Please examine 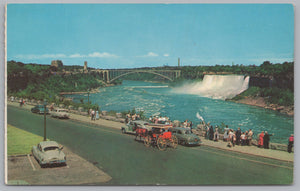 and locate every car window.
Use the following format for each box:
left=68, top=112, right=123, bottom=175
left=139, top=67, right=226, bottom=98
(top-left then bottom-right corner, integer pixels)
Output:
left=44, top=146, right=59, bottom=152
left=172, top=130, right=177, bottom=134
left=185, top=130, right=192, bottom=134
left=178, top=130, right=182, bottom=134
